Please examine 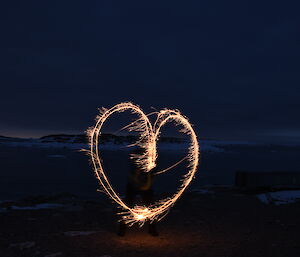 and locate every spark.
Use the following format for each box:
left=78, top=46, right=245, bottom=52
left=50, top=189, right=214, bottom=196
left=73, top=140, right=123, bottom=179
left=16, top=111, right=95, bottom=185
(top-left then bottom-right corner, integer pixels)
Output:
left=88, top=102, right=200, bottom=226
left=154, top=155, right=188, bottom=175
